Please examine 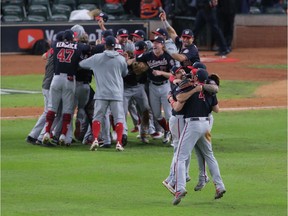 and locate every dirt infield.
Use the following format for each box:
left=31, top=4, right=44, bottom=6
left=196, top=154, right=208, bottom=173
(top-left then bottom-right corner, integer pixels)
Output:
left=1, top=47, right=287, bottom=117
